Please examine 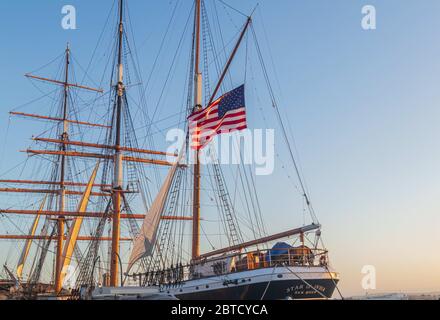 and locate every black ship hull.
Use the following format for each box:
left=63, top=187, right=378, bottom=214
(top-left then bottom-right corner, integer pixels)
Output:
left=175, top=278, right=338, bottom=300
left=166, top=266, right=340, bottom=300
left=89, top=267, right=339, bottom=301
